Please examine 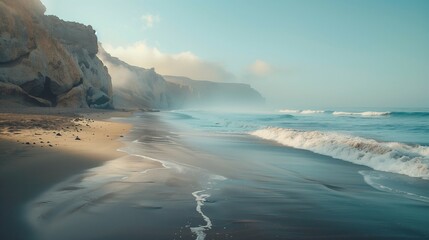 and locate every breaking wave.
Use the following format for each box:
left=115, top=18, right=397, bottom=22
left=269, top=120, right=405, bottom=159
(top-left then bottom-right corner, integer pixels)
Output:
left=279, top=109, right=325, bottom=114
left=250, top=127, right=429, bottom=179
left=278, top=109, right=429, bottom=118
left=333, top=111, right=390, bottom=116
